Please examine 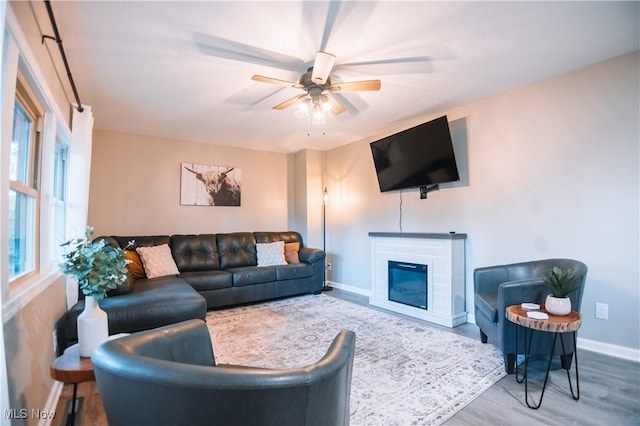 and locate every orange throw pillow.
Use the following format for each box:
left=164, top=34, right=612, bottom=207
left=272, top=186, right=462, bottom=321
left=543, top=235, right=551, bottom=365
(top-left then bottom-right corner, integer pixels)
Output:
left=124, top=249, right=146, bottom=279
left=285, top=242, right=301, bottom=264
